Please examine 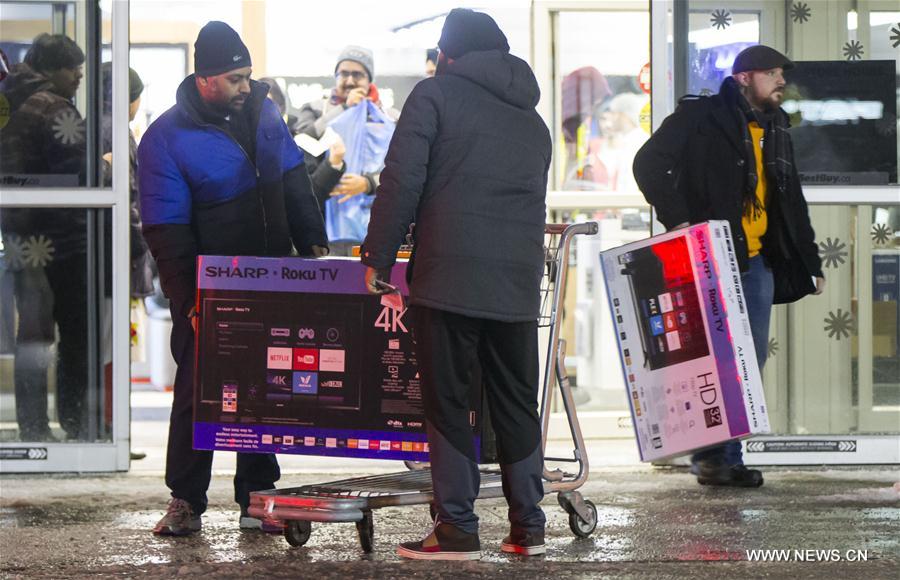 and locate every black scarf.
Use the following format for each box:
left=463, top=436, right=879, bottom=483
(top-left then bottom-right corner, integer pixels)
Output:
left=182, top=77, right=257, bottom=161
left=719, top=77, right=792, bottom=219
